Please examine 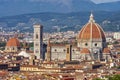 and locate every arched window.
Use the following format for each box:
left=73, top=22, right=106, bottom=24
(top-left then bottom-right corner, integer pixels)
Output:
left=67, top=48, right=69, bottom=53
left=35, top=43, right=39, bottom=46
left=36, top=34, right=38, bottom=39
left=35, top=49, right=39, bottom=53
left=85, top=43, right=88, bottom=46
left=63, top=49, right=66, bottom=52
left=54, top=49, right=57, bottom=52
left=72, top=49, right=74, bottom=52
